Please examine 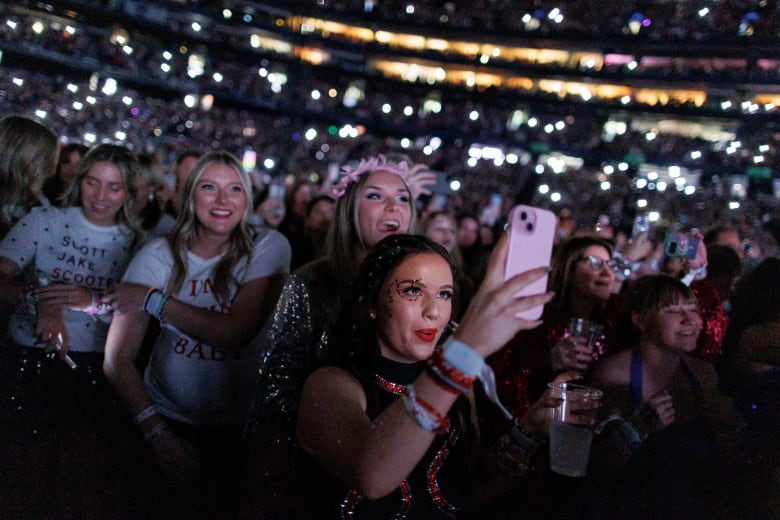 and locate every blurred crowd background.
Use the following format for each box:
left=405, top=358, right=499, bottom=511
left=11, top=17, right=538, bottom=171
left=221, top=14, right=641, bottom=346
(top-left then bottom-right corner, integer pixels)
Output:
left=1, top=0, right=778, bottom=255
